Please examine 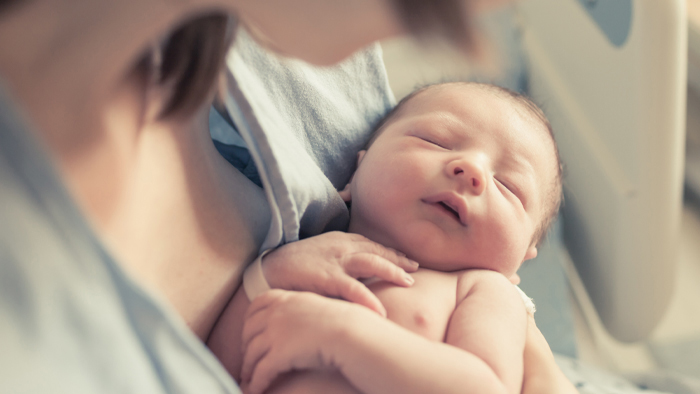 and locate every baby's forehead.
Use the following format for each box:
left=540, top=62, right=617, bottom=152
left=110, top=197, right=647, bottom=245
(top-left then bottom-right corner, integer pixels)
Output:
left=405, top=82, right=499, bottom=102
left=414, top=83, right=559, bottom=202
left=405, top=83, right=553, bottom=151
left=398, top=83, right=538, bottom=130
left=388, top=82, right=558, bottom=169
